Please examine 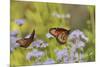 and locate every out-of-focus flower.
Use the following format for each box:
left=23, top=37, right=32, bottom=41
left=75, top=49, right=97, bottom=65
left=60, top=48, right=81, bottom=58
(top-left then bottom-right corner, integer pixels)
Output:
left=41, top=42, right=48, bottom=48
left=43, top=58, right=55, bottom=64
left=15, top=19, right=25, bottom=26
left=46, top=33, right=54, bottom=38
left=74, top=52, right=79, bottom=62
left=30, top=40, right=48, bottom=48
left=55, top=48, right=68, bottom=63
left=65, top=13, right=71, bottom=19
left=32, top=40, right=43, bottom=48
left=68, top=29, right=88, bottom=48
left=10, top=30, right=19, bottom=37
left=52, top=12, right=71, bottom=19
left=68, top=29, right=88, bottom=62
left=79, top=52, right=84, bottom=62
left=26, top=49, right=44, bottom=61
left=10, top=36, right=20, bottom=52
left=63, top=56, right=69, bottom=63
left=26, top=52, right=33, bottom=60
